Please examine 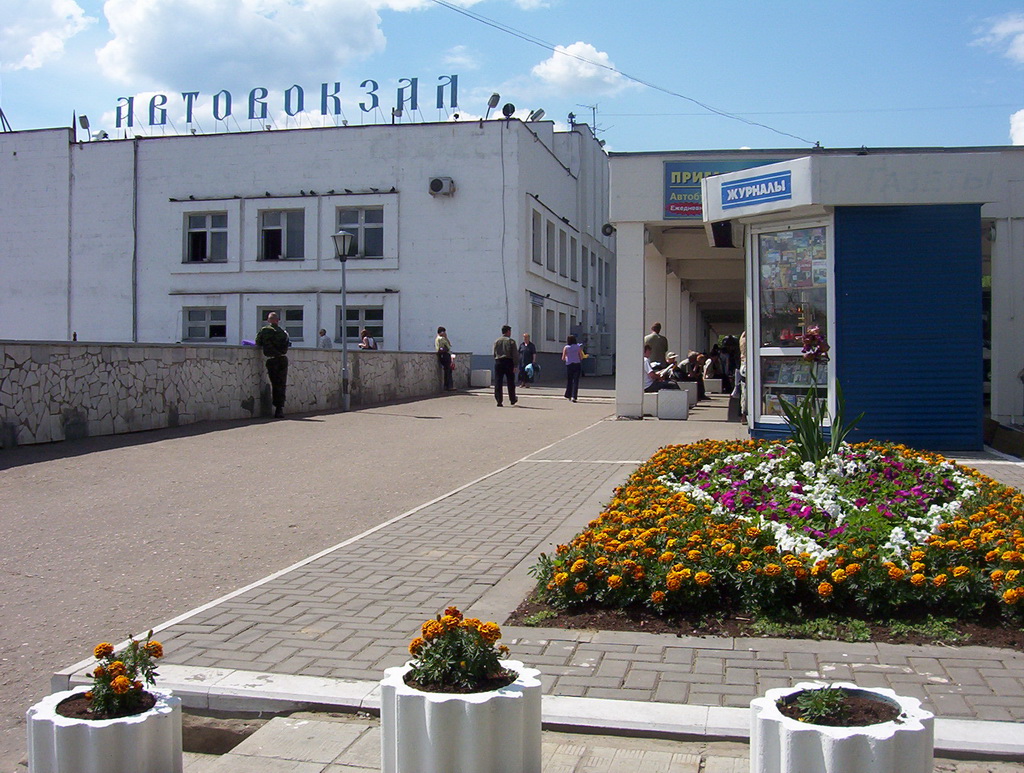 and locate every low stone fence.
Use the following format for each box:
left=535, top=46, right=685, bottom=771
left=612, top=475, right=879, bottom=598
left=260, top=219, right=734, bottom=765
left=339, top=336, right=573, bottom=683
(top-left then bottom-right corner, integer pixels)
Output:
left=0, top=342, right=469, bottom=447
